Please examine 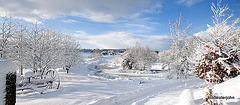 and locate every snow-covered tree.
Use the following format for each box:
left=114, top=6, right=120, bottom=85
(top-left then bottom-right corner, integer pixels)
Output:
left=90, top=49, right=102, bottom=59
left=0, top=16, right=16, bottom=59
left=0, top=21, right=83, bottom=74
left=194, top=1, right=240, bottom=104
left=61, top=35, right=82, bottom=73
left=10, top=23, right=28, bottom=75
left=35, top=28, right=64, bottom=72
left=195, top=0, right=240, bottom=84
left=229, top=32, right=240, bottom=47
left=122, top=43, right=158, bottom=71
left=111, top=54, right=122, bottom=67
left=167, top=13, right=192, bottom=79
left=0, top=15, right=83, bottom=75
left=24, top=25, right=83, bottom=74
left=23, top=23, right=44, bottom=73
left=158, top=50, right=172, bottom=70
left=122, top=52, right=135, bottom=70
